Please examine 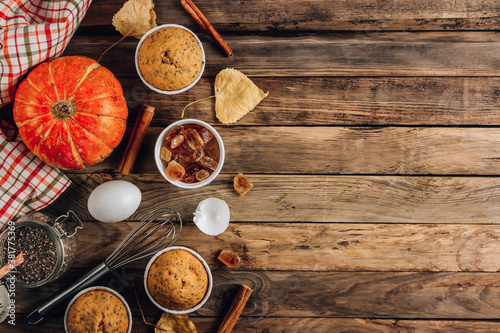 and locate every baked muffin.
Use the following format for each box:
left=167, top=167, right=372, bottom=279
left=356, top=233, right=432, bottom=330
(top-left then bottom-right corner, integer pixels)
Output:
left=67, top=289, right=129, bottom=333
left=147, top=248, right=209, bottom=310
left=138, top=26, right=204, bottom=91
